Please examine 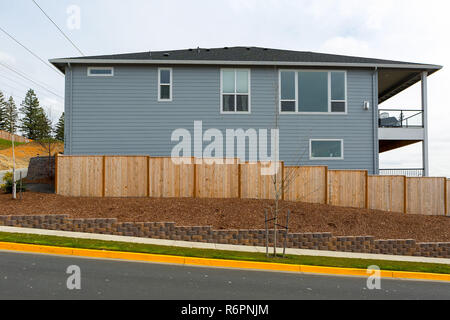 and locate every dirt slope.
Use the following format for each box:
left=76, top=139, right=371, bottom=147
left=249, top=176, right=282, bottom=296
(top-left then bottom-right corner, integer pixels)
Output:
left=0, top=192, right=449, bottom=242
left=0, top=142, right=64, bottom=171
